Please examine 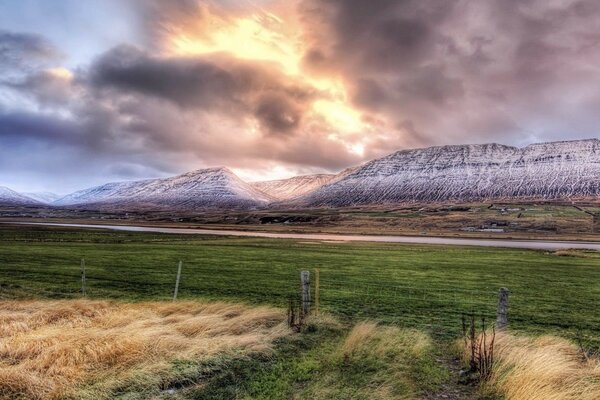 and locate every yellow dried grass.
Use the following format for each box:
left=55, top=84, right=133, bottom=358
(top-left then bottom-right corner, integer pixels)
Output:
left=487, top=332, right=600, bottom=400
left=0, top=299, right=288, bottom=399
